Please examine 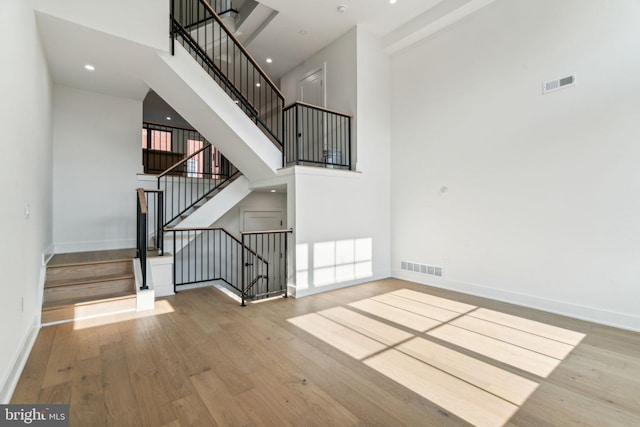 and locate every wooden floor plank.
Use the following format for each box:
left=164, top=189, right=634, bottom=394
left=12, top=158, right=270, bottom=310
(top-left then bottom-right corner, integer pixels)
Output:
left=365, top=348, right=519, bottom=427
left=288, top=312, right=387, bottom=360
left=429, top=324, right=561, bottom=377
left=11, top=278, right=640, bottom=427
left=391, top=288, right=477, bottom=313
left=450, top=315, right=575, bottom=359
left=40, top=323, right=76, bottom=388
left=10, top=326, right=56, bottom=404
left=396, top=337, right=539, bottom=406
left=100, top=341, right=143, bottom=427
left=317, top=306, right=413, bottom=346
left=70, top=356, right=106, bottom=427
left=470, top=308, right=586, bottom=345
left=349, top=297, right=444, bottom=331
left=373, top=293, right=463, bottom=322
